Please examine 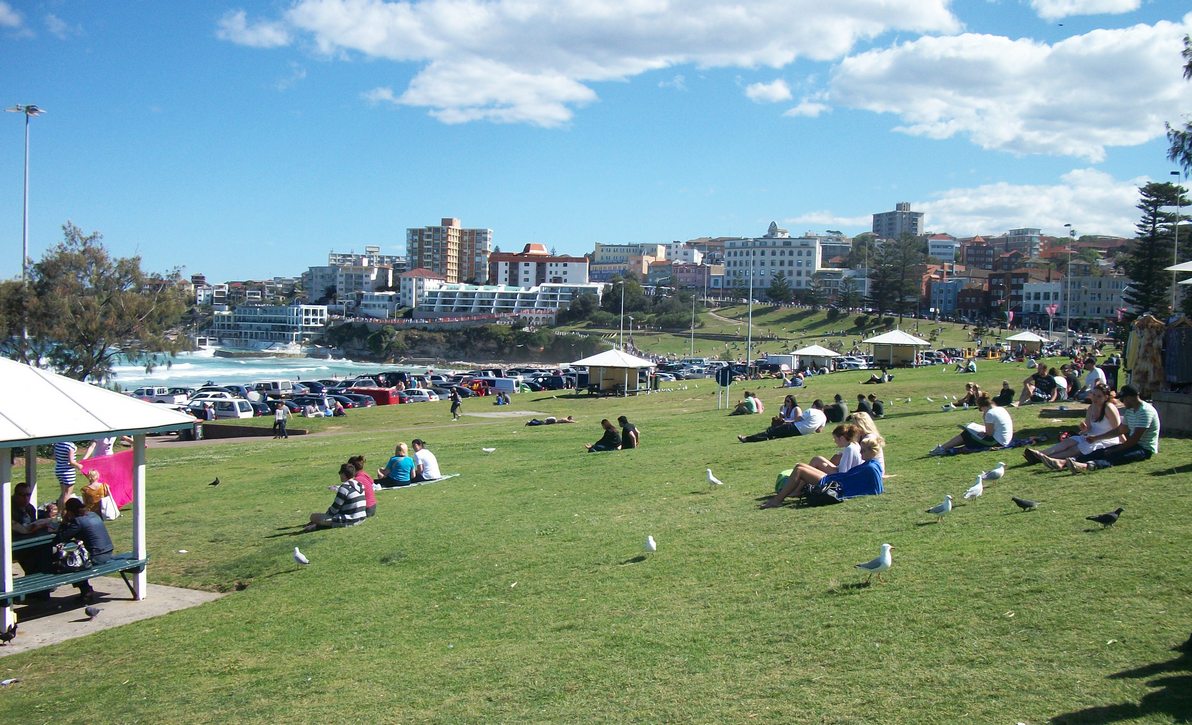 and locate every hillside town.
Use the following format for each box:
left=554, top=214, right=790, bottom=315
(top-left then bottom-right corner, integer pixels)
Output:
left=190, top=206, right=1135, bottom=350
